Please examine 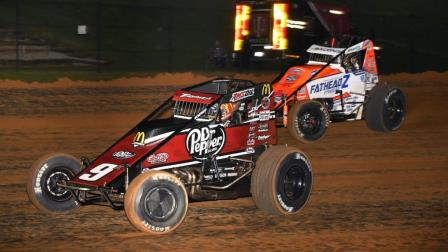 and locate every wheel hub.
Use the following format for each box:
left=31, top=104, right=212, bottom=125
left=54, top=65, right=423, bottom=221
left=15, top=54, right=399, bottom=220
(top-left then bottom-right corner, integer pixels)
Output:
left=144, top=187, right=176, bottom=222
left=283, top=166, right=306, bottom=201
left=386, top=94, right=404, bottom=124
left=45, top=171, right=71, bottom=201
left=299, top=113, right=320, bottom=133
